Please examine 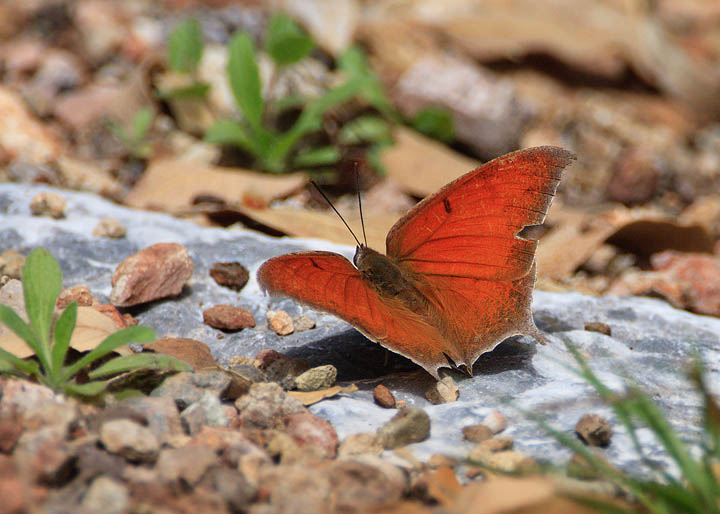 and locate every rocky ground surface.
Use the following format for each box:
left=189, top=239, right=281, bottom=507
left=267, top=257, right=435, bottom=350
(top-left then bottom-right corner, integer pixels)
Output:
left=1, top=182, right=718, bottom=512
